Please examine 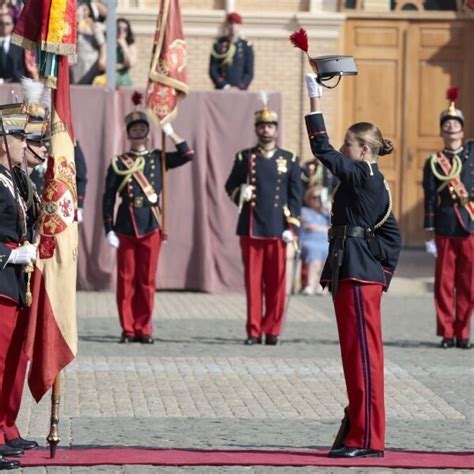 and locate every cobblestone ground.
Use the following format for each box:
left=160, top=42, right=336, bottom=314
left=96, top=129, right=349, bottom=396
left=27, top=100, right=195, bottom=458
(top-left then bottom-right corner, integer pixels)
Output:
left=17, top=251, right=473, bottom=473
